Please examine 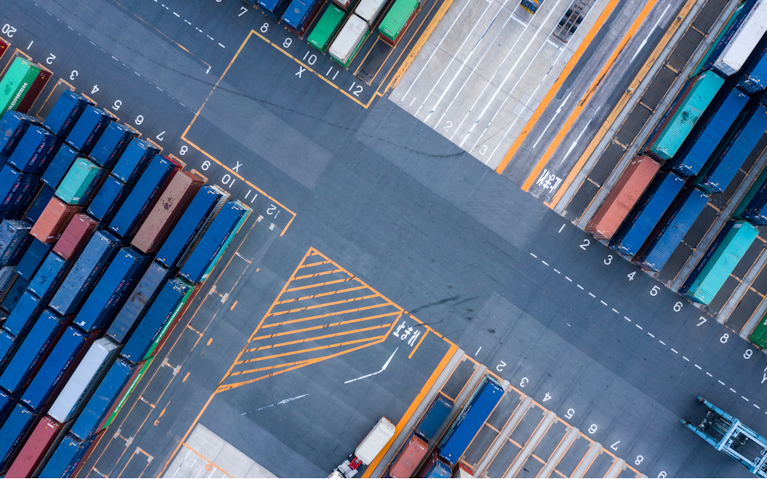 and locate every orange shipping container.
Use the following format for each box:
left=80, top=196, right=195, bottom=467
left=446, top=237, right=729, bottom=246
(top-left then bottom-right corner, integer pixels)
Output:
left=585, top=156, right=660, bottom=241
left=130, top=169, right=205, bottom=254
left=389, top=435, right=429, bottom=478
left=30, top=197, right=84, bottom=243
